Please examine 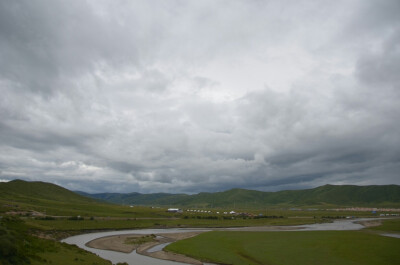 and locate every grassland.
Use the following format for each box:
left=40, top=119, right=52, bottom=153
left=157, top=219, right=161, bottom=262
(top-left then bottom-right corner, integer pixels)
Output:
left=30, top=241, right=112, bottom=265
left=2, top=180, right=399, bottom=265
left=0, top=216, right=111, bottom=265
left=369, top=218, right=400, bottom=232
left=0, top=179, right=388, bottom=221
left=24, top=215, right=324, bottom=231
left=0, top=180, right=173, bottom=217
left=165, top=230, right=400, bottom=265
